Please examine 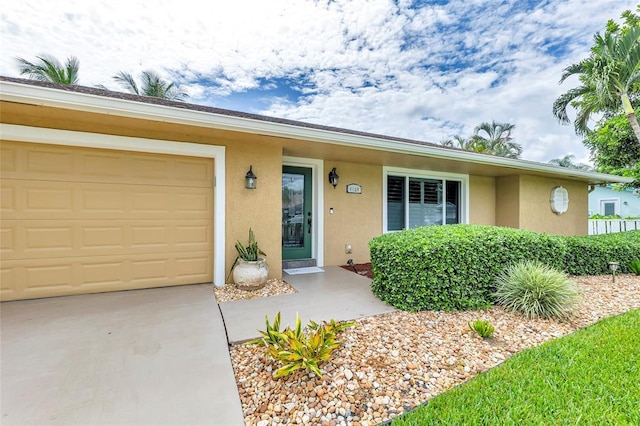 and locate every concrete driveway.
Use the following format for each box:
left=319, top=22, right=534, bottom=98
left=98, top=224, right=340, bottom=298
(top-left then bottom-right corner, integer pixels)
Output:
left=0, top=284, right=244, bottom=426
